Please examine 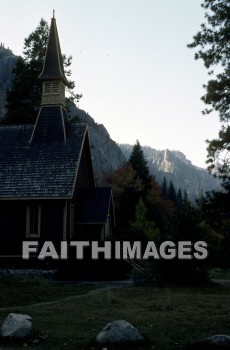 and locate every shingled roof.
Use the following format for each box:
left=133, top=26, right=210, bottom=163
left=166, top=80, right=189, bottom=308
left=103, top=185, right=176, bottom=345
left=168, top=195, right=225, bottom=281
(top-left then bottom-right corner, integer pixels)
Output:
left=31, top=106, right=67, bottom=143
left=0, top=122, right=88, bottom=199
left=75, top=187, right=113, bottom=224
